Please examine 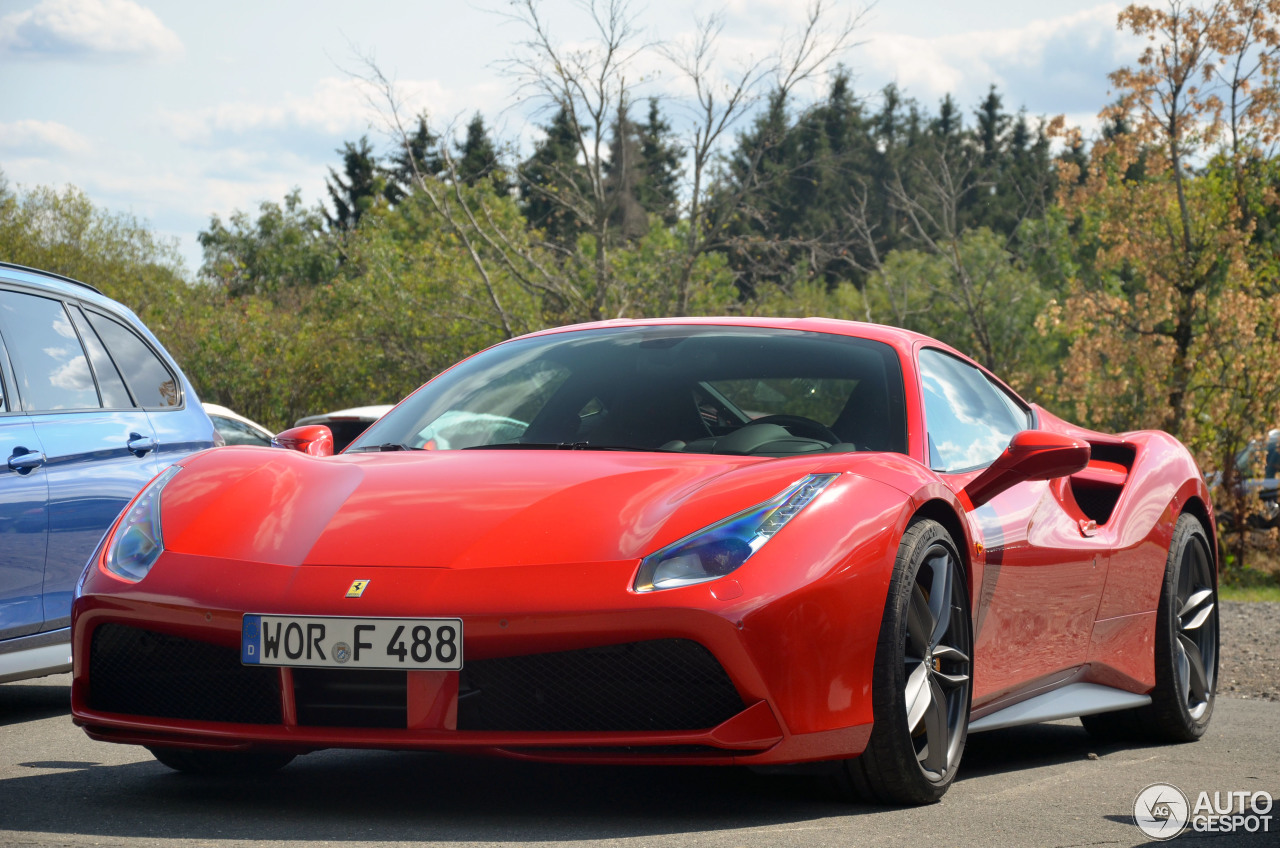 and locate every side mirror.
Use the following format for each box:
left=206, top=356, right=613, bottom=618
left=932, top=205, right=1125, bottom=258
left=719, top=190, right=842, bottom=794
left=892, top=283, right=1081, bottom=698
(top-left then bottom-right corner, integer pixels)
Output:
left=962, top=430, right=1089, bottom=508
left=272, top=425, right=334, bottom=457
